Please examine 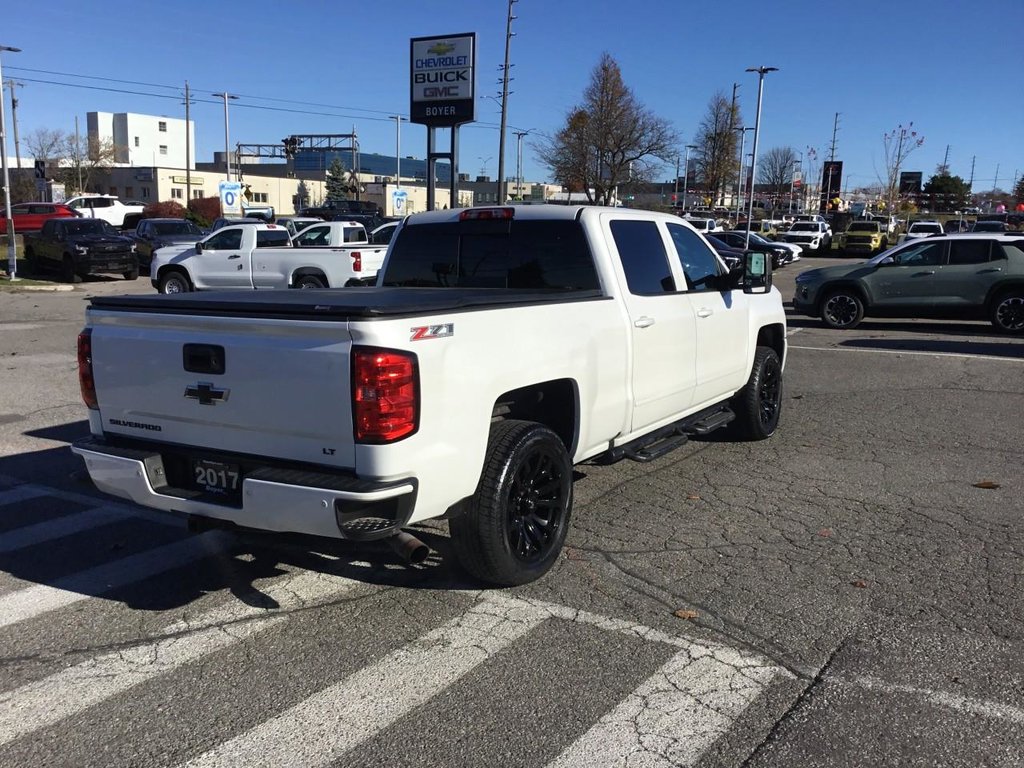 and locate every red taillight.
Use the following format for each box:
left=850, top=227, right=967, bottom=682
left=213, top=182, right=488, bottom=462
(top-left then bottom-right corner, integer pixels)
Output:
left=459, top=207, right=514, bottom=221
left=77, top=328, right=98, bottom=410
left=352, top=347, right=418, bottom=443
left=351, top=251, right=362, bottom=272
